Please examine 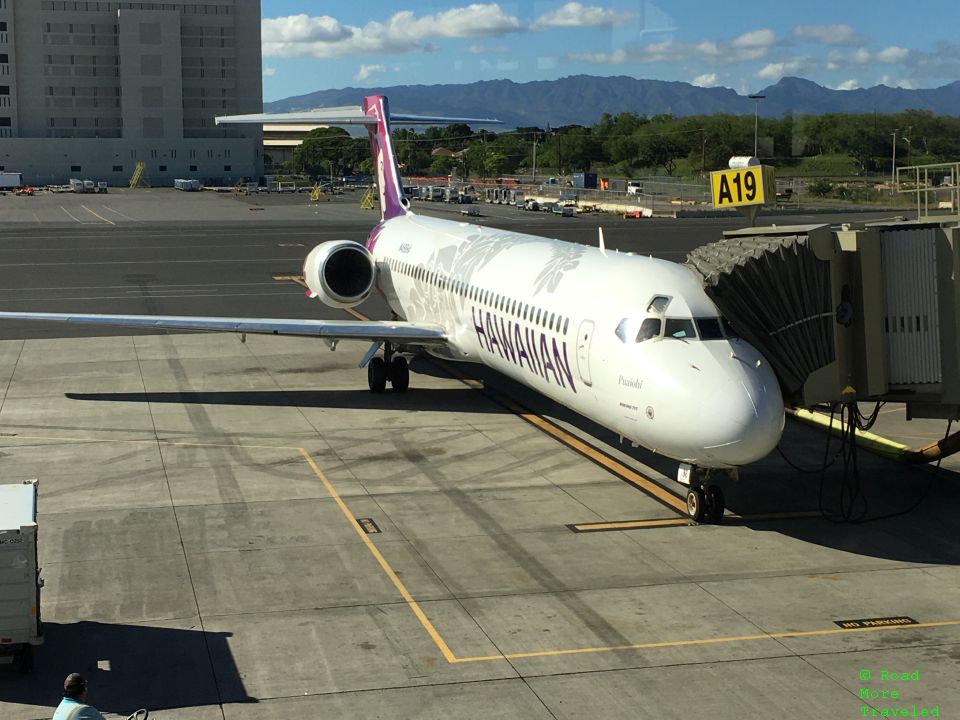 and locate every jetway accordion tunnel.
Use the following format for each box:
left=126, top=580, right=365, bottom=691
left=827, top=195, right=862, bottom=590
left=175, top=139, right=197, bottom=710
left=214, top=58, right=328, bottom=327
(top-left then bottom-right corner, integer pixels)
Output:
left=685, top=218, right=960, bottom=463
